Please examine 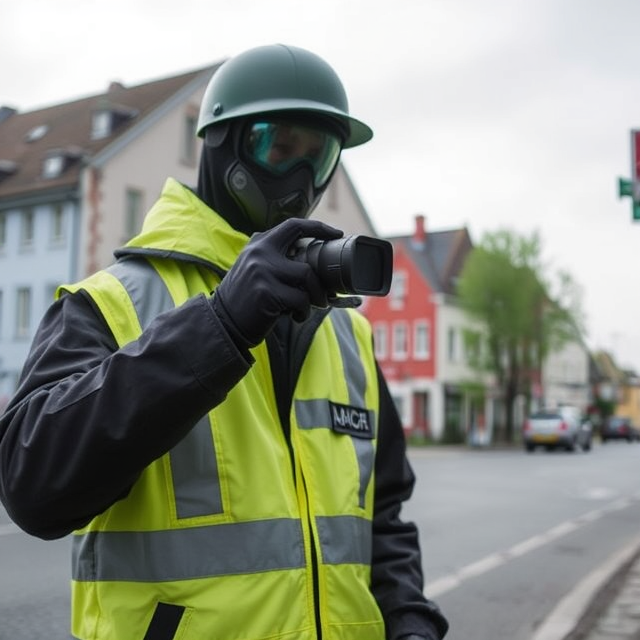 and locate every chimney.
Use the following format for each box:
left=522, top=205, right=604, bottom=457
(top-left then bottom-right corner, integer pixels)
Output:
left=413, top=214, right=426, bottom=245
